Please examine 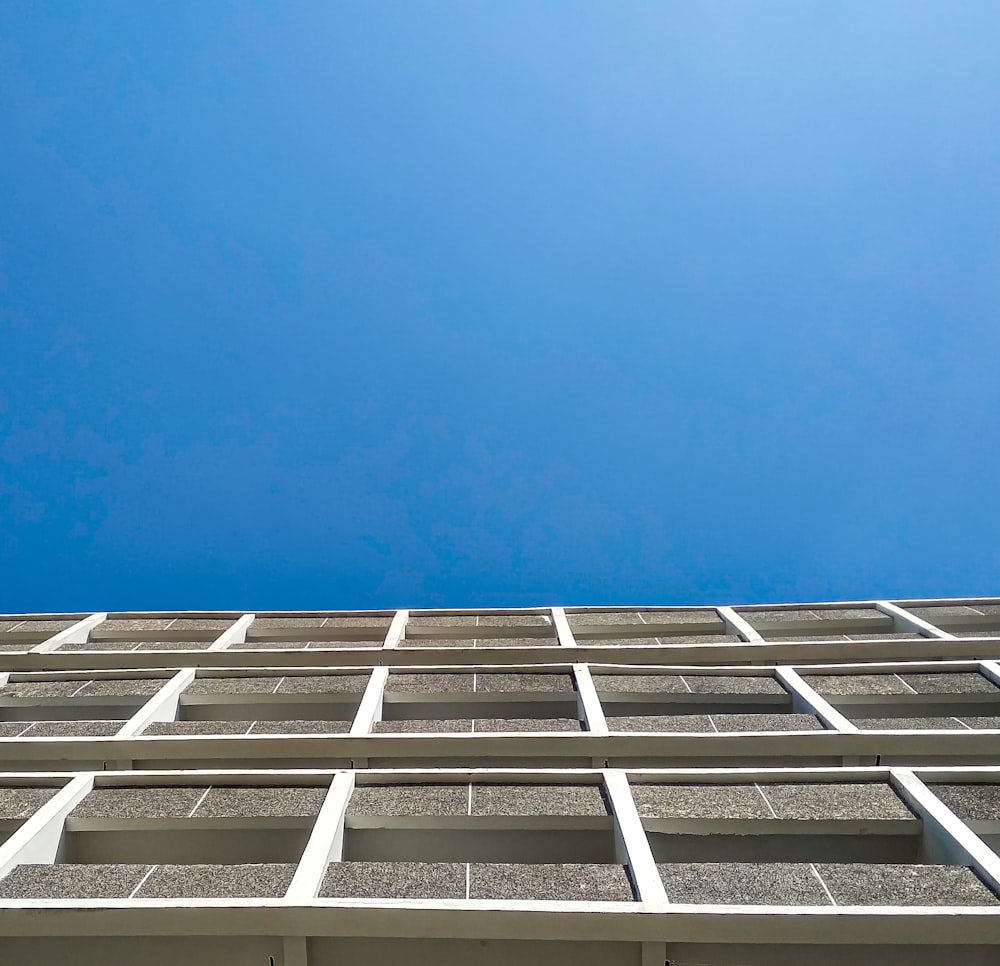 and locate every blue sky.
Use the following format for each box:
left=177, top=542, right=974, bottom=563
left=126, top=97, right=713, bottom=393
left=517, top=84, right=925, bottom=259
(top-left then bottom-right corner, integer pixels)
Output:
left=1, top=2, right=998, bottom=612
